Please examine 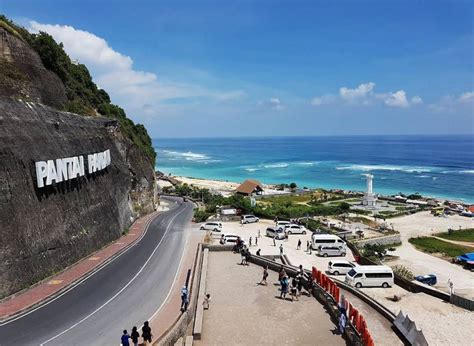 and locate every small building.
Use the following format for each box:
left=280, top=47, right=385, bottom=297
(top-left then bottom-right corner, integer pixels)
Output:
left=235, top=179, right=264, bottom=196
